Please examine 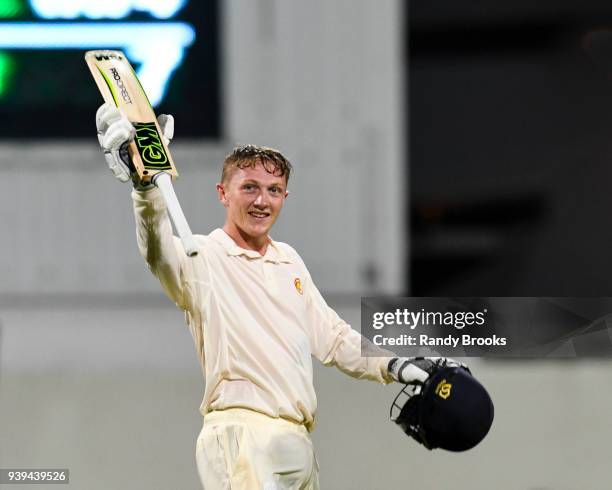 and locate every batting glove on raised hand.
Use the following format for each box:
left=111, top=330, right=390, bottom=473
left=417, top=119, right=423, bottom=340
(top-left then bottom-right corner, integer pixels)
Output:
left=388, top=357, right=469, bottom=385
left=95, top=102, right=174, bottom=186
